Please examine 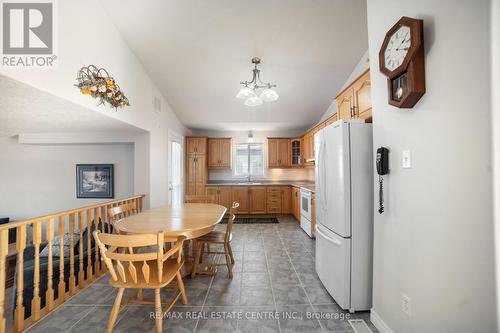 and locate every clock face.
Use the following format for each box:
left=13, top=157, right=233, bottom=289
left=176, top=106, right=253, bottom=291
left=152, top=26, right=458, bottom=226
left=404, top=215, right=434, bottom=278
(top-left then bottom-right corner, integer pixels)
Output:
left=384, top=25, right=411, bottom=71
